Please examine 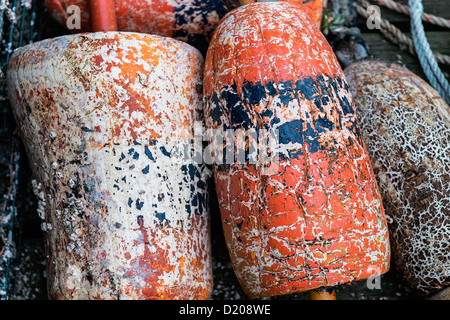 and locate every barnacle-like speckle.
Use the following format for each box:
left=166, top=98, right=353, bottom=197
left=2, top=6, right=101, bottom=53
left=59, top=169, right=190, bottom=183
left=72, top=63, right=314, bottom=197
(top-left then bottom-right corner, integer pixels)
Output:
left=345, top=59, right=450, bottom=296
left=7, top=32, right=212, bottom=299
